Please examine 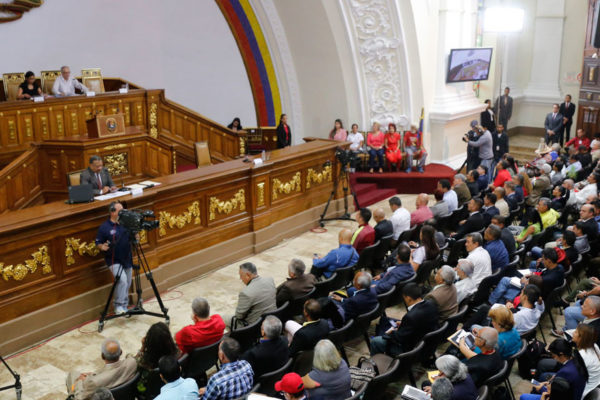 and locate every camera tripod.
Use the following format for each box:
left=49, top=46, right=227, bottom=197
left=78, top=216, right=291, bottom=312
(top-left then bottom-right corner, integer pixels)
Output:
left=98, top=234, right=169, bottom=332
left=0, top=355, right=21, bottom=400
left=319, top=161, right=360, bottom=227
